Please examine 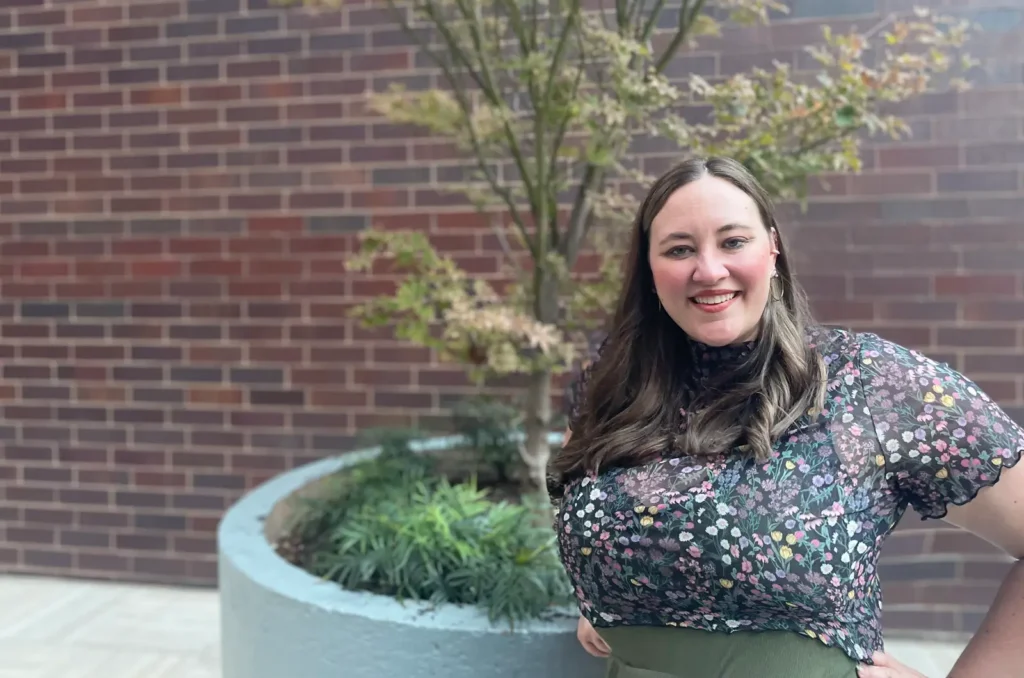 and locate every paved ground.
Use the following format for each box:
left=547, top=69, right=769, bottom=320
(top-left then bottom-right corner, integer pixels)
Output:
left=0, top=575, right=219, bottom=678
left=0, top=573, right=968, bottom=677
